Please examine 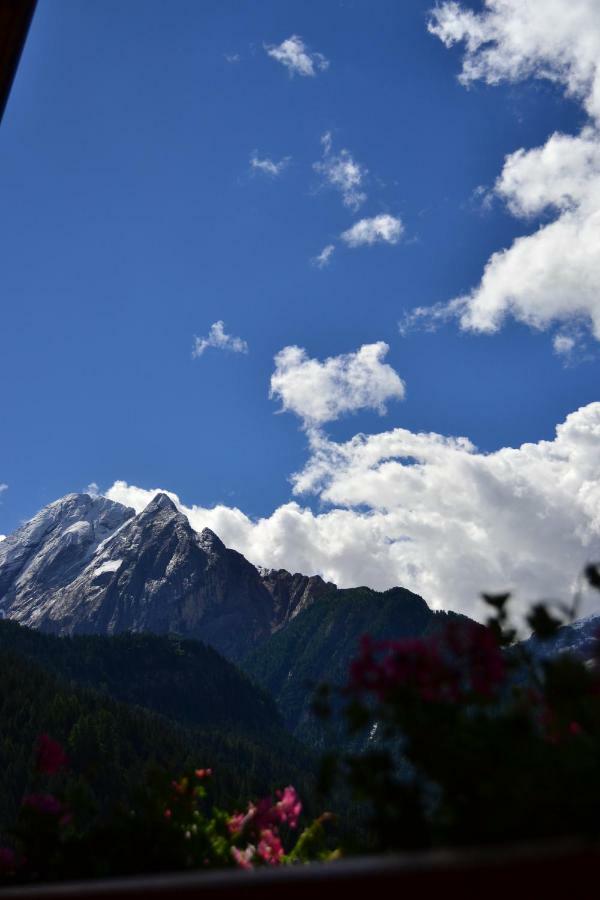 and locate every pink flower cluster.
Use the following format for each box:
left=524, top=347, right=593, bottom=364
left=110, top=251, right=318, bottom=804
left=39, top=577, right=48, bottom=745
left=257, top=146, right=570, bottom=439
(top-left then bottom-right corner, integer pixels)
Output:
left=228, top=786, right=302, bottom=869
left=14, top=738, right=73, bottom=831
left=349, top=621, right=505, bottom=705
